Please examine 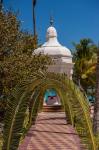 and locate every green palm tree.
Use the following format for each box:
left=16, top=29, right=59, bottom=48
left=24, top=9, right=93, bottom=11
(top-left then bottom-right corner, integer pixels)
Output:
left=73, top=38, right=97, bottom=100
left=2, top=72, right=96, bottom=150
left=93, top=46, right=99, bottom=147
